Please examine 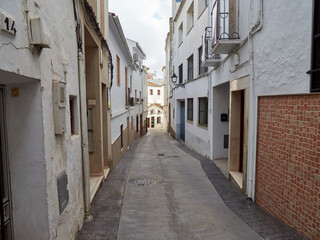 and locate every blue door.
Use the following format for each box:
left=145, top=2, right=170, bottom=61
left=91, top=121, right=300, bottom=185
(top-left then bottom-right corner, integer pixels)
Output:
left=180, top=101, right=185, bottom=141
